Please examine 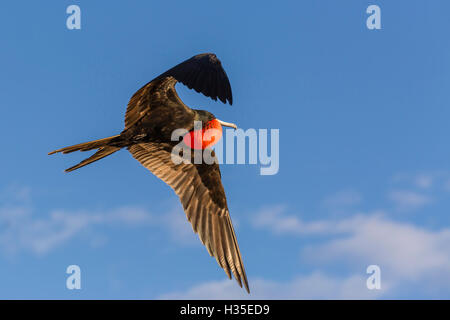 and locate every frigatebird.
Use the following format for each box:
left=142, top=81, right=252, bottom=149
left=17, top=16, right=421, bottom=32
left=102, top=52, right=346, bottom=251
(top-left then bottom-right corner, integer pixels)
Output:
left=49, top=53, right=250, bottom=293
